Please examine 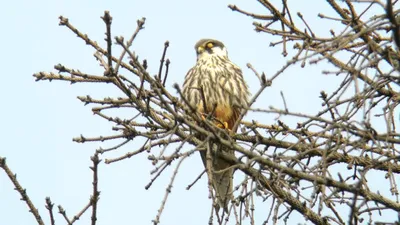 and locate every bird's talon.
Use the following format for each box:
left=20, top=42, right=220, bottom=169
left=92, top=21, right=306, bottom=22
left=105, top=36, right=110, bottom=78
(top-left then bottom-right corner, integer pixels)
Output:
left=223, top=122, right=229, bottom=130
left=216, top=121, right=230, bottom=131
